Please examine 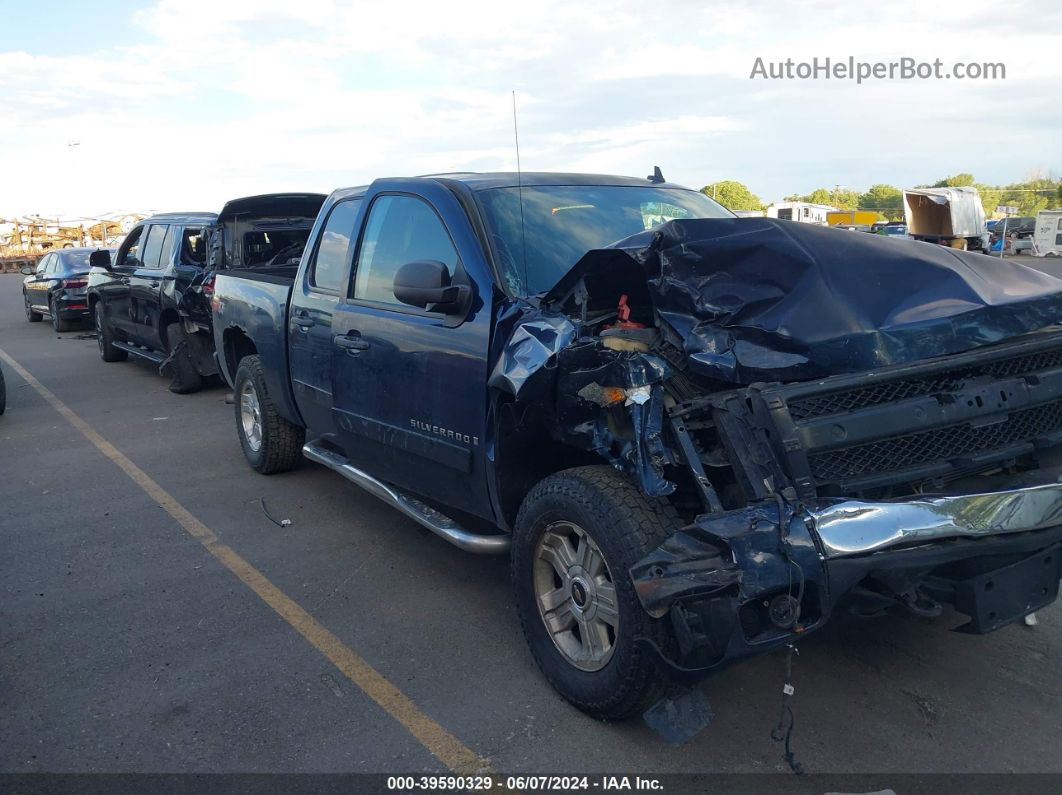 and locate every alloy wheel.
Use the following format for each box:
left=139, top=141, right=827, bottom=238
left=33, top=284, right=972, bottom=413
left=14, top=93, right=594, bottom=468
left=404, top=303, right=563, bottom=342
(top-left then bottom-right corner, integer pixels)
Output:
left=533, top=521, right=619, bottom=672
left=240, top=380, right=264, bottom=452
